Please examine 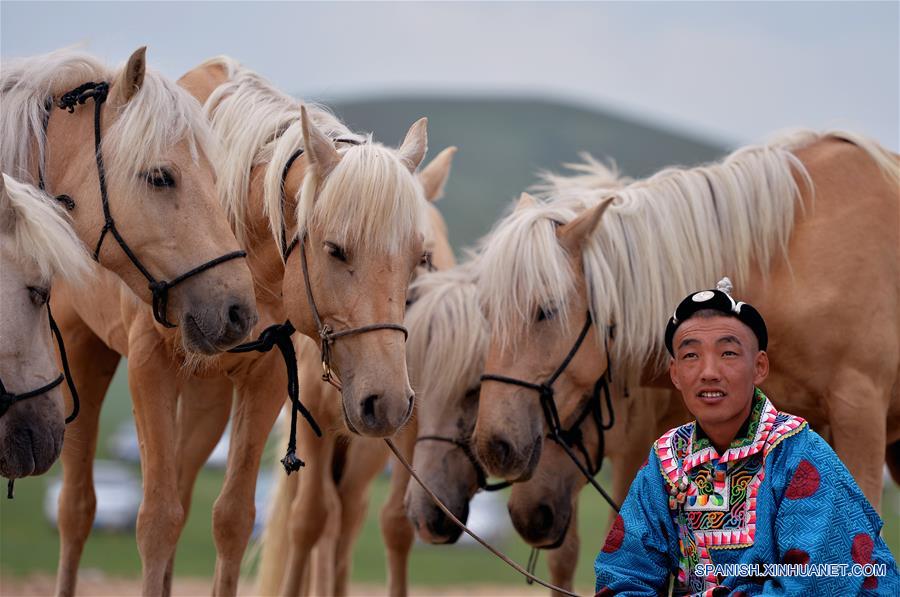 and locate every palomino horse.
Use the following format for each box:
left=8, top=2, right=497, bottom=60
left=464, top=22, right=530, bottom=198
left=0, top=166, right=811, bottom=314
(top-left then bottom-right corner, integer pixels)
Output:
left=0, top=48, right=256, bottom=344
left=0, top=173, right=90, bottom=481
left=254, top=150, right=457, bottom=597
left=52, top=55, right=433, bottom=596
left=122, top=56, right=427, bottom=596
left=474, top=131, right=900, bottom=512
left=34, top=51, right=266, bottom=595
left=254, top=157, right=629, bottom=597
